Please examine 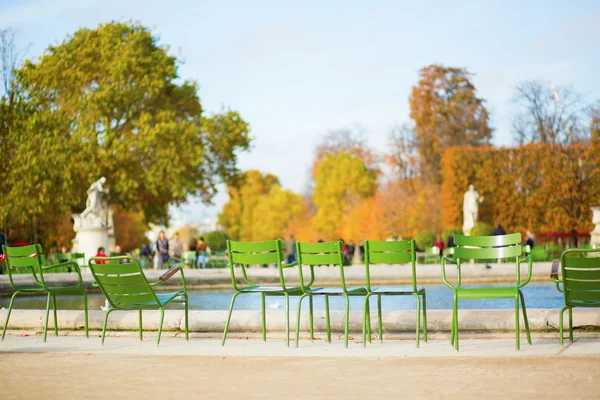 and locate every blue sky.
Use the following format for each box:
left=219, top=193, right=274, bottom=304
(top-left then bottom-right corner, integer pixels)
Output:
left=2, top=0, right=599, bottom=226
